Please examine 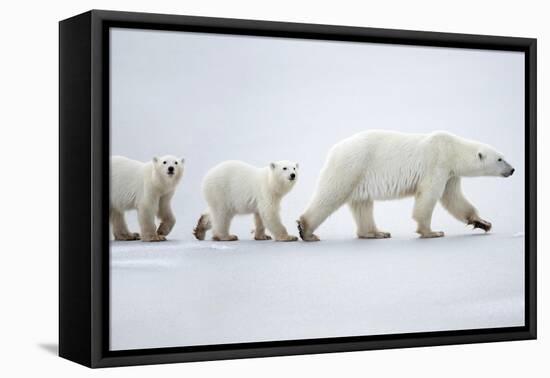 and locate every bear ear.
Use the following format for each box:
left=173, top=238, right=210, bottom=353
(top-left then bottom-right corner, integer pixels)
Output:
left=478, top=152, right=485, bottom=161
left=295, top=163, right=299, bottom=169
left=270, top=162, right=276, bottom=170
left=153, top=157, right=159, bottom=163
left=180, top=157, right=185, bottom=164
